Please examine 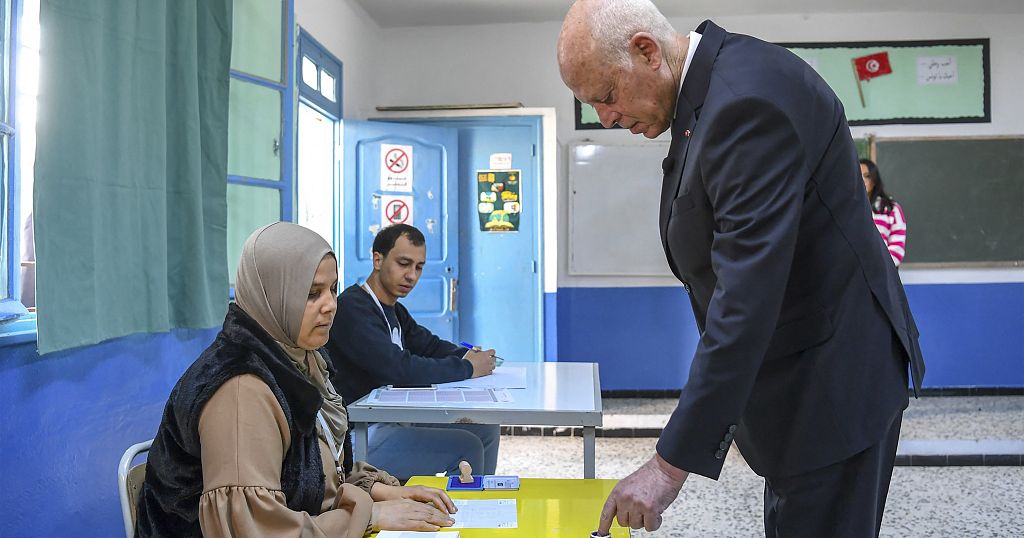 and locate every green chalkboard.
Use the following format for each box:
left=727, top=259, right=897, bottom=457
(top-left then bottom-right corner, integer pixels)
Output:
left=855, top=137, right=871, bottom=160
left=873, top=137, right=1024, bottom=265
